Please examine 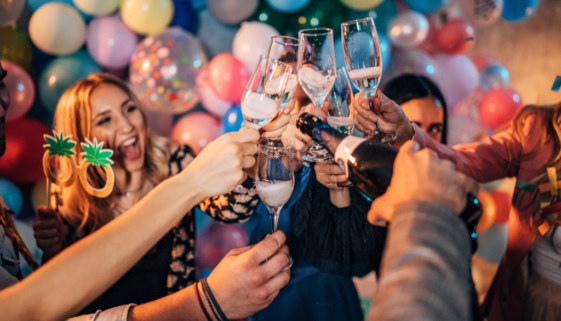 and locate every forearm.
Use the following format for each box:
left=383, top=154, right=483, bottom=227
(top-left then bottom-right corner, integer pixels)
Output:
left=0, top=172, right=204, bottom=321
left=128, top=285, right=207, bottom=321
left=329, top=188, right=350, bottom=208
